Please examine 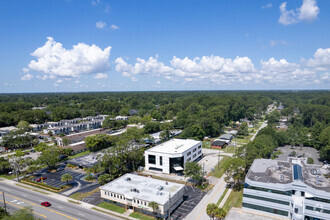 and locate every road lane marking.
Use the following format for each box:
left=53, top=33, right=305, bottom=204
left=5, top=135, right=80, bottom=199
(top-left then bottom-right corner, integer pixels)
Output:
left=6, top=201, right=47, bottom=218
left=195, top=180, right=226, bottom=220
left=5, top=194, right=78, bottom=220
